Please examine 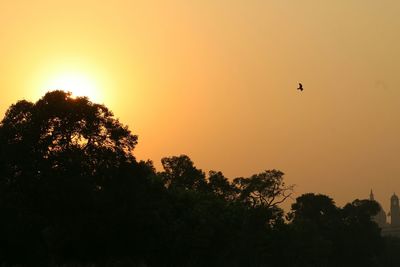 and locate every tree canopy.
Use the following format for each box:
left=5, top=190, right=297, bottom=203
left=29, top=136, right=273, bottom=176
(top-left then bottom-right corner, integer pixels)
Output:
left=0, top=91, right=137, bottom=185
left=0, top=91, right=395, bottom=267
